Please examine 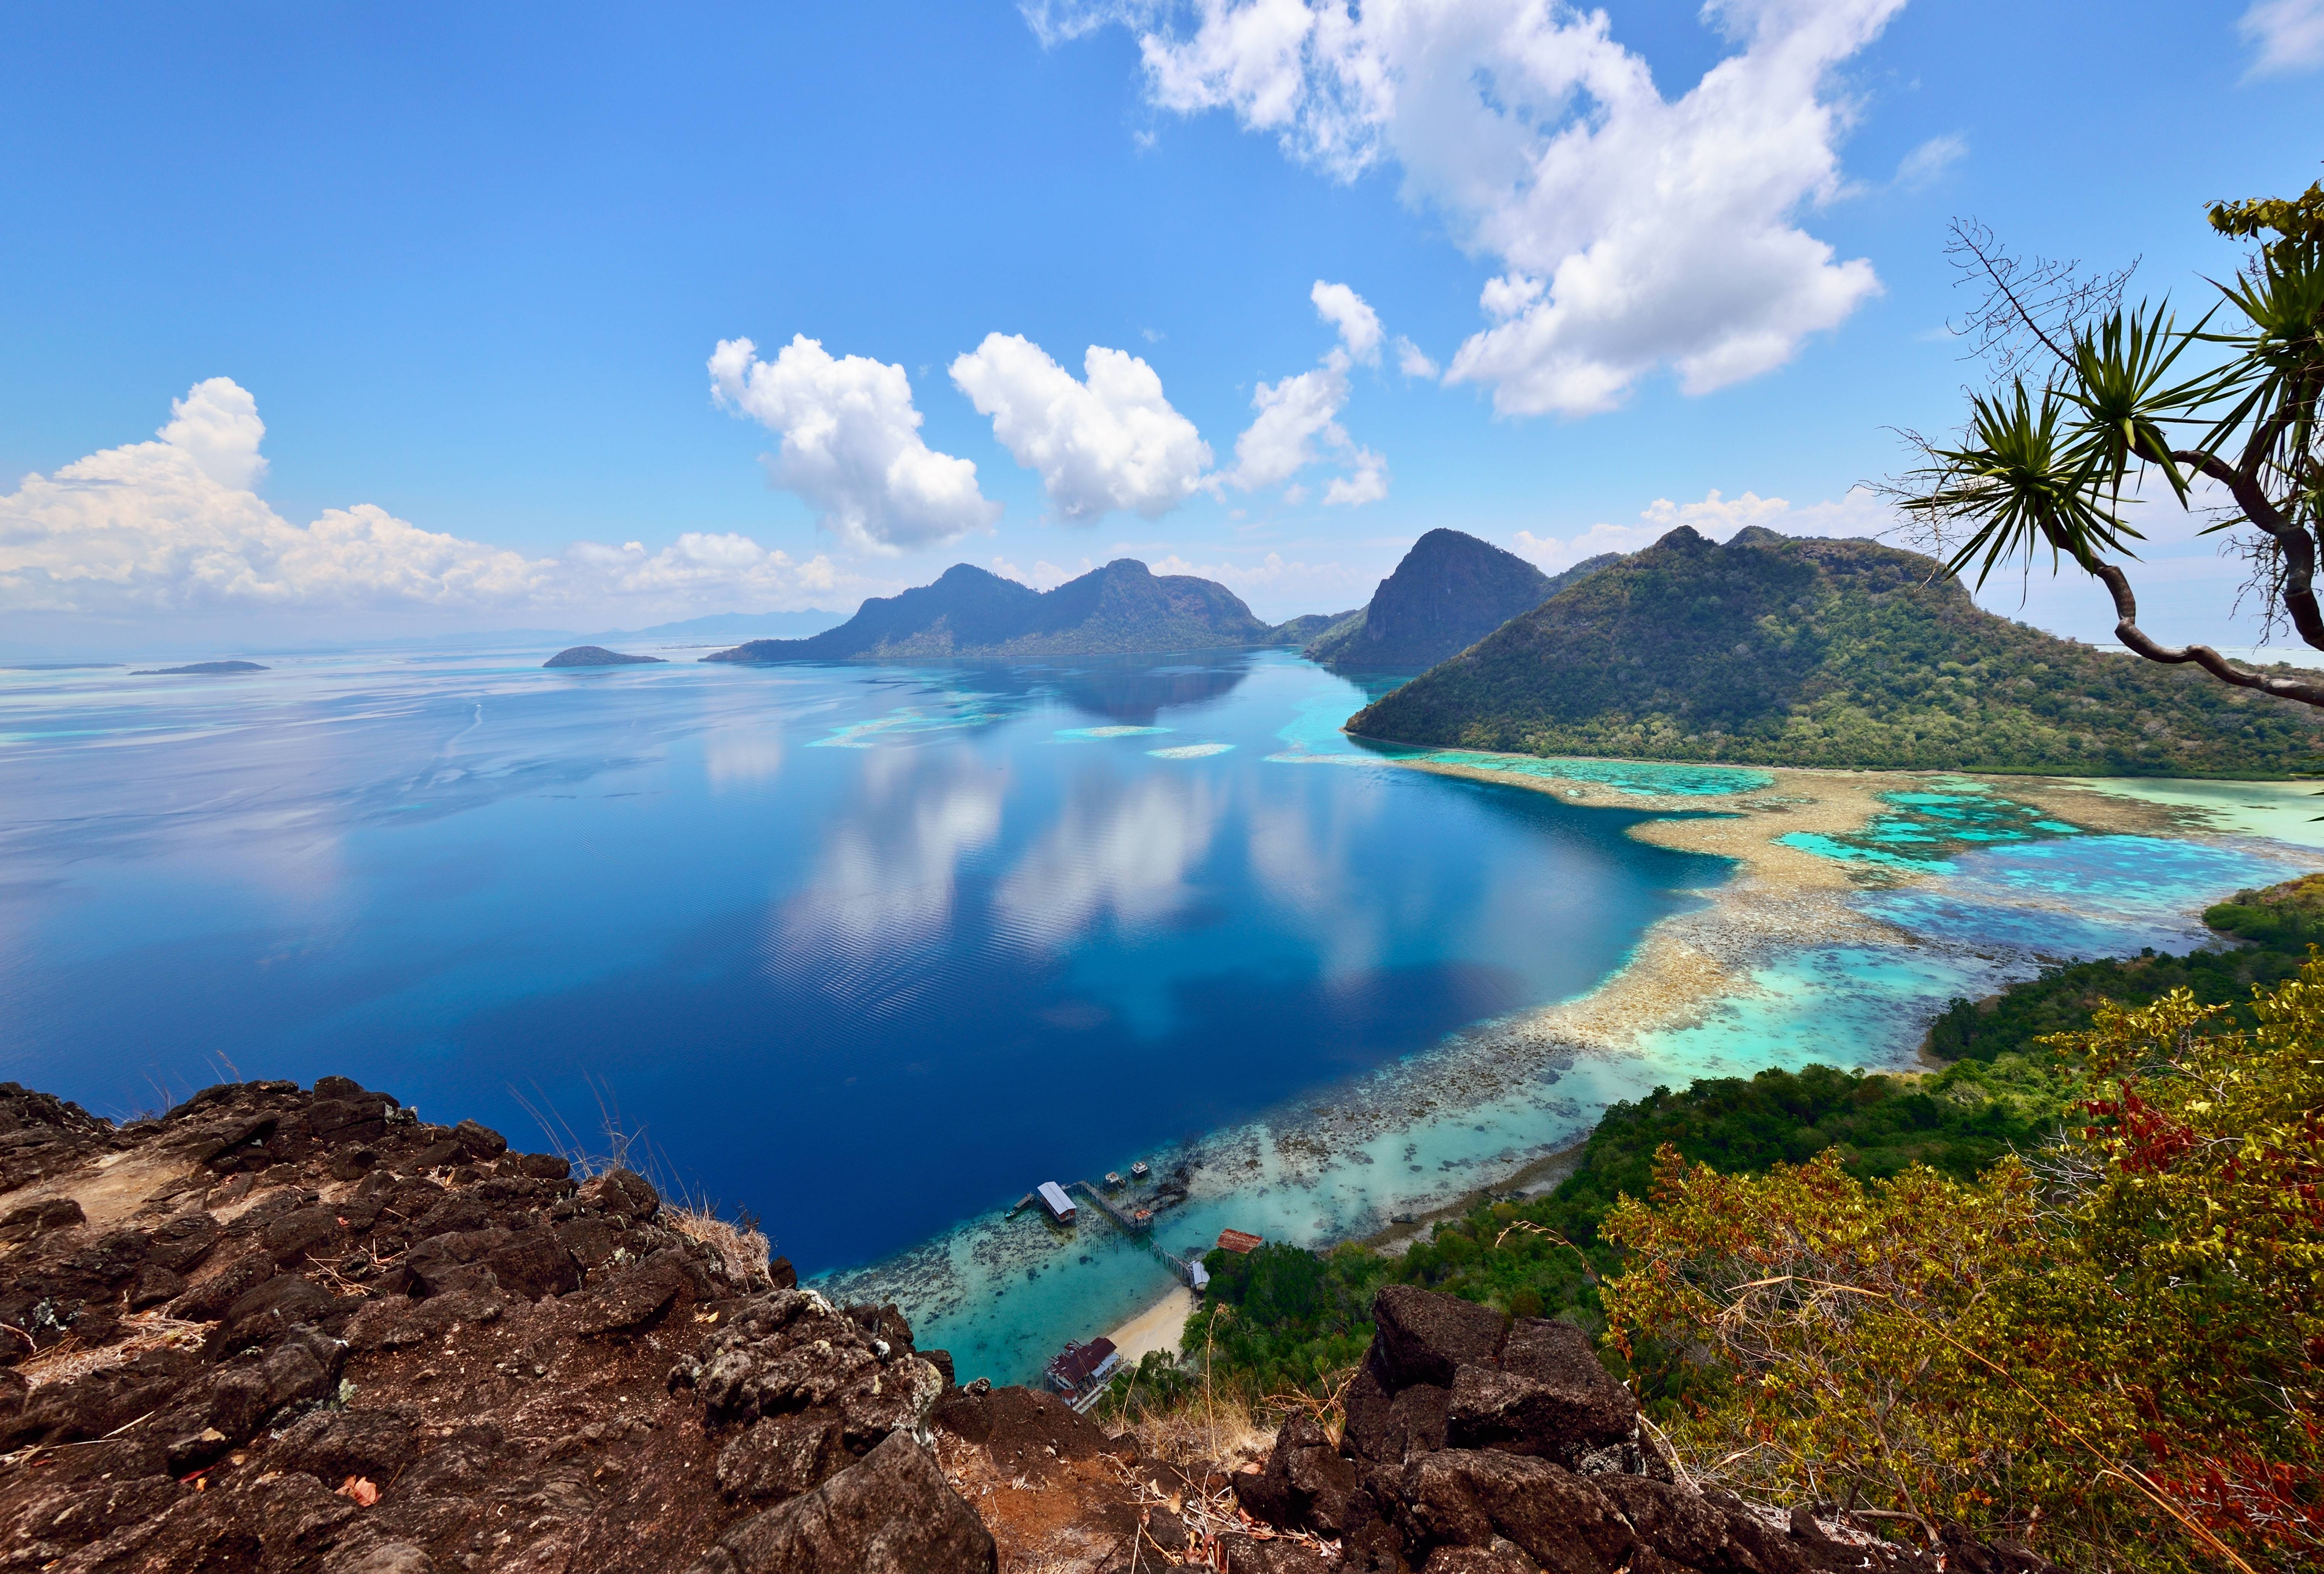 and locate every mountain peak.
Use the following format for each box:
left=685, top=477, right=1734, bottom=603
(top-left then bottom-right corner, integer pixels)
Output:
left=1349, top=532, right=2321, bottom=775
left=1311, top=527, right=1598, bottom=673
left=703, top=556, right=1280, bottom=663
